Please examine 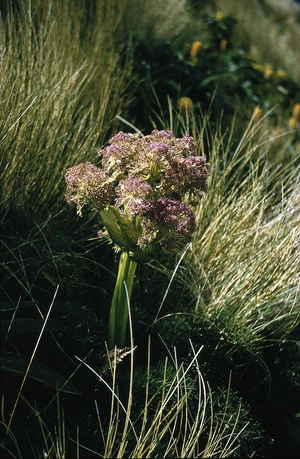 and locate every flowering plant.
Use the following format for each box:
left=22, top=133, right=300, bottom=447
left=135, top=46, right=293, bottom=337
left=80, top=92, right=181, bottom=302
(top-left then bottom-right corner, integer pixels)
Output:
left=65, top=130, right=207, bottom=347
